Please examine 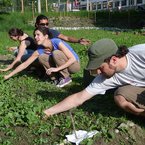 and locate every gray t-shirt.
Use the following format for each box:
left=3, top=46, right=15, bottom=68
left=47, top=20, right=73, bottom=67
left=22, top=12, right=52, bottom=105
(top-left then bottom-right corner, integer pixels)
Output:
left=86, top=44, right=145, bottom=96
